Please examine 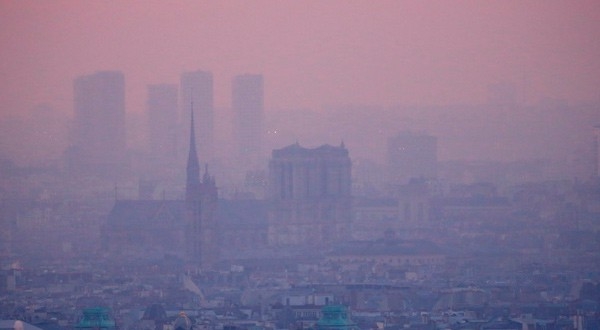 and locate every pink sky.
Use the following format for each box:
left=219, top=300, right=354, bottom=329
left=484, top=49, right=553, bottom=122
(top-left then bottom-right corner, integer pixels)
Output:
left=1, top=1, right=600, bottom=116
